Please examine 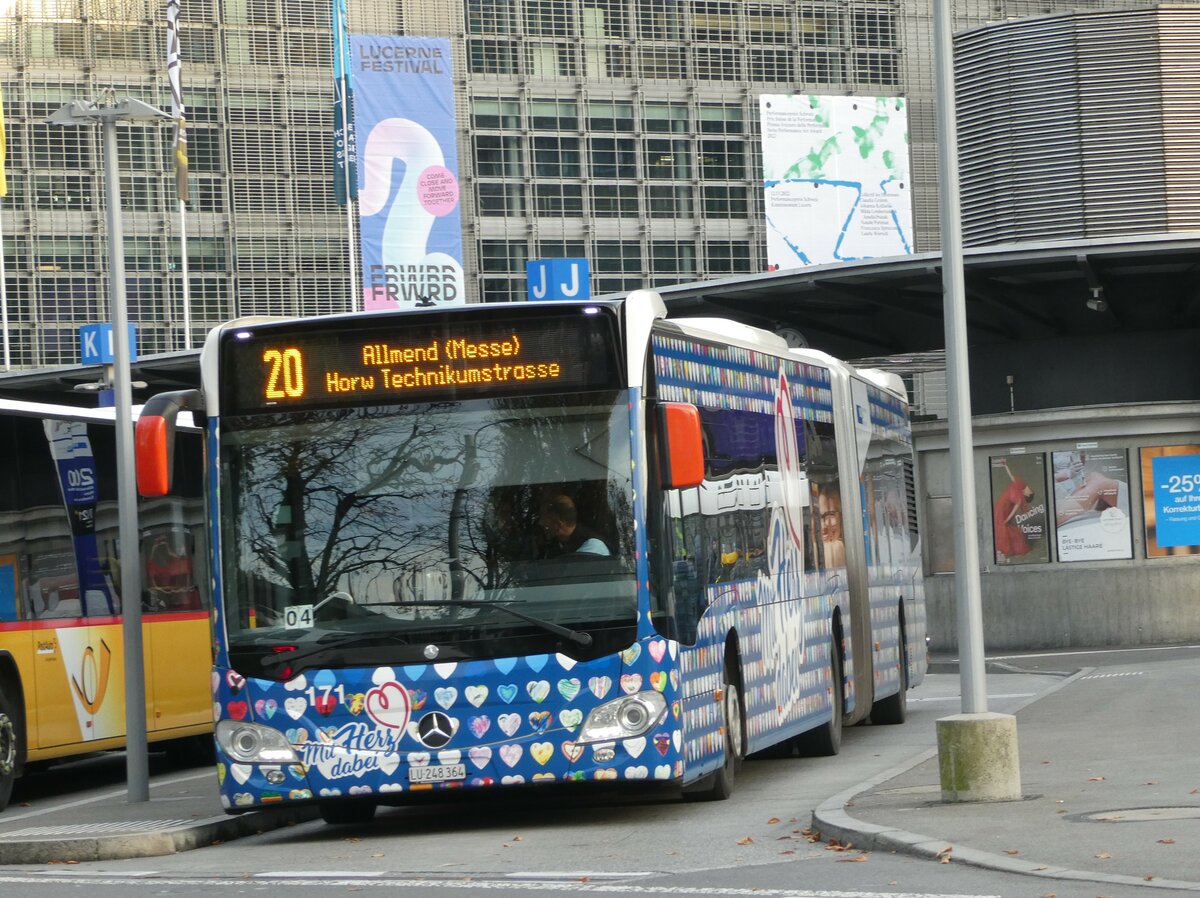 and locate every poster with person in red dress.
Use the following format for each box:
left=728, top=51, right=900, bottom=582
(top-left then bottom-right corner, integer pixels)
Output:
left=990, top=454, right=1049, bottom=565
